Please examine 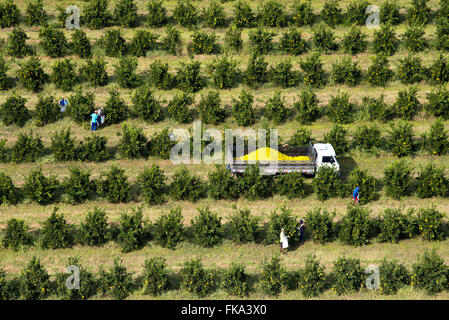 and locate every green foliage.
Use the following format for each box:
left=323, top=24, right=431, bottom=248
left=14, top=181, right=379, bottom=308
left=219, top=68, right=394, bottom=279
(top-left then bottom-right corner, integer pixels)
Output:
left=102, top=28, right=127, bottom=57
left=51, top=128, right=77, bottom=161
left=326, top=92, right=355, bottom=124
left=313, top=166, right=341, bottom=201
left=79, top=58, right=108, bottom=87
left=68, top=89, right=95, bottom=124
left=78, top=134, right=110, bottom=162
left=338, top=206, right=371, bottom=246
left=173, top=0, right=198, bottom=27
left=97, top=166, right=130, bottom=203
left=208, top=56, right=240, bottom=89
left=12, top=131, right=44, bottom=163
left=341, top=25, right=367, bottom=55
left=298, top=255, right=327, bottom=297
left=239, top=164, right=274, bottom=200
left=367, top=55, right=394, bottom=86
left=223, top=263, right=249, bottom=297
left=416, top=163, right=449, bottom=198
left=225, top=25, right=243, bottom=52
left=435, top=17, right=449, bottom=51
left=416, top=207, right=445, bottom=241
left=203, top=1, right=227, bottom=28
left=79, top=208, right=109, bottom=246
left=421, top=118, right=449, bottom=155
left=179, top=259, right=215, bottom=297
left=406, top=0, right=430, bottom=25
left=170, top=167, right=206, bottom=202
left=269, top=60, right=300, bottom=88
left=17, top=57, right=47, bottom=92
left=257, top=0, right=288, bottom=27
left=24, top=0, right=47, bottom=26
left=176, top=60, right=203, bottom=93
left=55, top=257, right=97, bottom=300
left=7, top=28, right=32, bottom=58
left=51, top=59, right=77, bottom=91
left=40, top=208, right=73, bottom=249
left=19, top=257, right=51, bottom=300
left=383, top=159, right=414, bottom=199
left=380, top=0, right=401, bottom=25
left=291, top=0, right=315, bottom=26
left=378, top=208, right=415, bottom=243
left=103, top=88, right=129, bottom=124
left=154, top=208, right=184, bottom=249
left=2, top=218, right=32, bottom=250
left=190, top=30, right=217, bottom=55
left=83, top=0, right=112, bottom=29
left=259, top=255, right=288, bottom=296
left=346, top=168, right=379, bottom=204
left=411, top=250, right=448, bottom=295
left=289, top=127, right=312, bottom=147
left=345, top=0, right=369, bottom=25
left=426, top=86, right=449, bottom=119
left=142, top=257, right=169, bottom=296
left=279, top=29, right=307, bottom=55
left=392, top=87, right=421, bottom=120
left=324, top=123, right=348, bottom=154
left=198, top=91, right=226, bottom=125
left=244, top=53, right=269, bottom=88
left=373, top=24, right=399, bottom=56
left=300, top=54, right=327, bottom=88
left=397, top=55, right=426, bottom=84
left=0, top=94, right=30, bottom=127
left=360, top=95, right=394, bottom=121
left=351, top=125, right=382, bottom=152
left=138, top=164, right=167, bottom=205
left=379, top=259, right=410, bottom=295
left=0, top=0, right=21, bottom=28
left=148, top=60, right=176, bottom=90
left=115, top=56, right=138, bottom=88
left=305, top=208, right=335, bottom=244
left=131, top=85, right=163, bottom=123
left=248, top=28, right=275, bottom=55
left=231, top=90, right=255, bottom=126
left=168, top=92, right=193, bottom=123
left=114, top=0, right=138, bottom=27
left=191, top=207, right=222, bottom=247
left=264, top=205, right=298, bottom=244
left=403, top=26, right=427, bottom=52
left=386, top=121, right=416, bottom=157
left=146, top=0, right=167, bottom=27
left=117, top=207, right=149, bottom=252
left=321, top=0, right=342, bottom=27
left=208, top=165, right=240, bottom=200
left=264, top=91, right=289, bottom=124
left=331, top=57, right=362, bottom=86
left=331, top=256, right=365, bottom=295
left=312, top=23, right=338, bottom=52
left=63, top=167, right=93, bottom=204
left=228, top=208, right=260, bottom=244
left=98, top=258, right=133, bottom=300
left=71, top=29, right=91, bottom=58
left=233, top=0, right=255, bottom=27
left=0, top=172, right=18, bottom=205
left=275, top=172, right=306, bottom=199
left=38, top=24, right=67, bottom=58
left=148, top=128, right=176, bottom=159
left=161, top=26, right=183, bottom=55
left=294, top=89, right=320, bottom=124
